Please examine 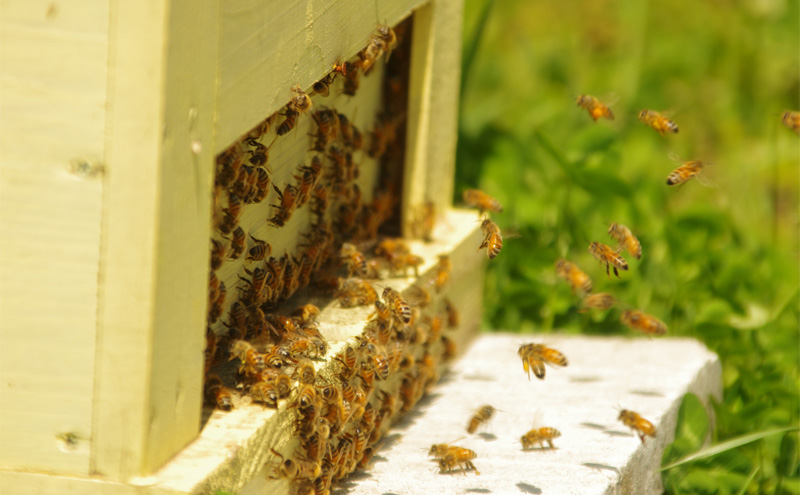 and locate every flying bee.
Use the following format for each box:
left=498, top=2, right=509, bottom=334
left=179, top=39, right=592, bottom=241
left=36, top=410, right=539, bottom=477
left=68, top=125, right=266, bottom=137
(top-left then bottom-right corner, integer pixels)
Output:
left=588, top=242, right=628, bottom=278
left=521, top=427, right=561, bottom=449
left=576, top=94, right=614, bottom=121
left=579, top=292, right=616, bottom=312
left=246, top=234, right=271, bottom=261
left=463, top=189, right=503, bottom=215
left=555, top=259, right=593, bottom=294
left=518, top=343, right=568, bottom=380
left=340, top=243, right=368, bottom=277
left=608, top=222, right=641, bottom=259
left=638, top=109, right=679, bottom=135
left=618, top=409, right=656, bottom=443
left=620, top=309, right=667, bottom=336
left=782, top=110, right=800, bottom=133
left=382, top=287, right=412, bottom=324
left=467, top=405, right=495, bottom=434
left=479, top=218, right=503, bottom=259
left=666, top=159, right=707, bottom=186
